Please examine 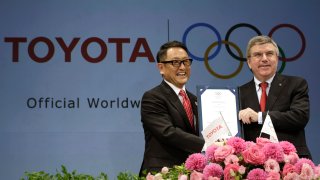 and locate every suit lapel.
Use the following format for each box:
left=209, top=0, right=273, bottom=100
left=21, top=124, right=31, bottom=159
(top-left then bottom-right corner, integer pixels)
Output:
left=246, top=80, right=261, bottom=111
left=161, top=81, right=195, bottom=131
left=160, top=82, right=194, bottom=131
left=267, top=74, right=286, bottom=111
